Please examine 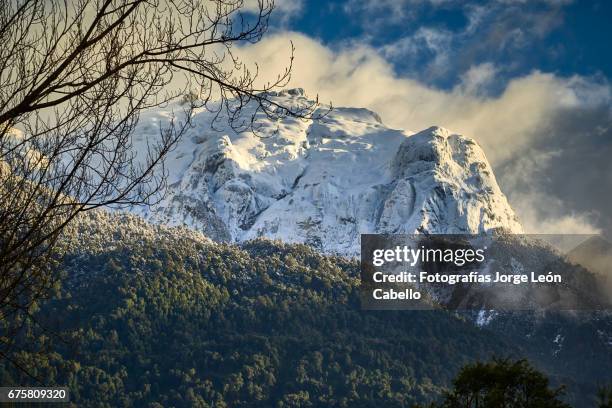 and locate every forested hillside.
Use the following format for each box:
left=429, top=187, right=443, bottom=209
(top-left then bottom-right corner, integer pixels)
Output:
left=0, top=212, right=607, bottom=407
